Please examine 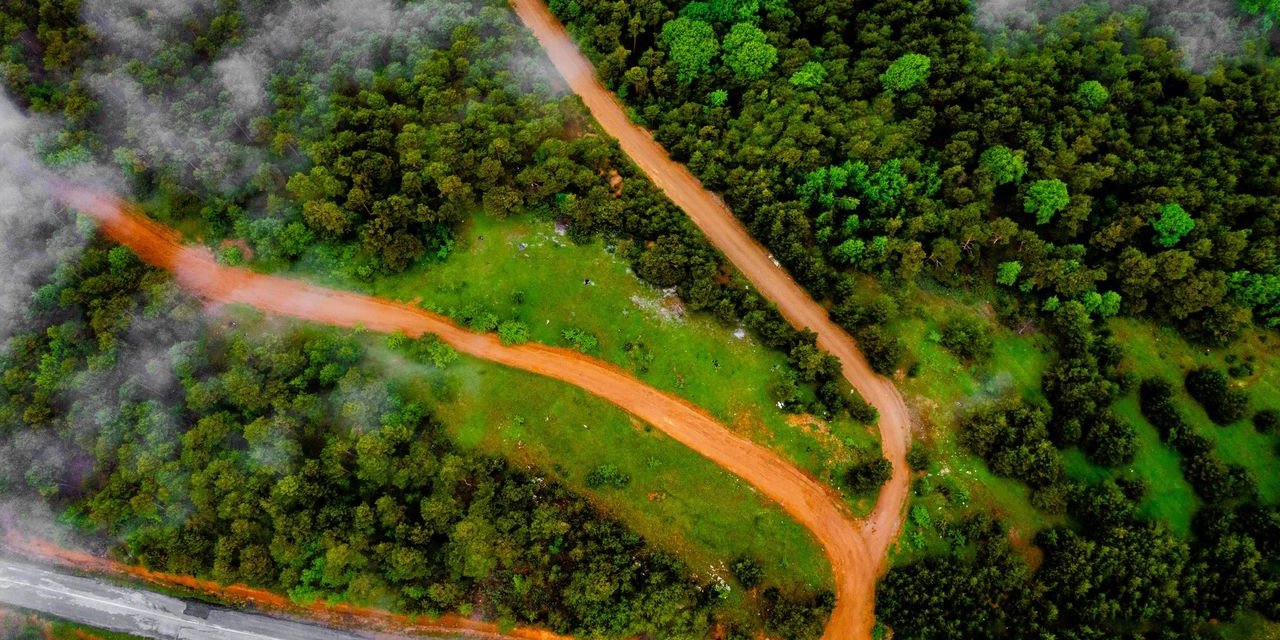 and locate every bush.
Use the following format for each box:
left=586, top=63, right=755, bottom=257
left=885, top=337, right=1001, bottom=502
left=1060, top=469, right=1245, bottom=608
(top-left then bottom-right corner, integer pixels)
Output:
left=939, top=316, right=994, bottom=363
left=1185, top=367, right=1249, bottom=425
left=1253, top=409, right=1279, bottom=434
left=561, top=327, right=599, bottom=352
left=845, top=454, right=892, bottom=493
left=906, top=445, right=929, bottom=471
left=498, top=320, right=530, bottom=345
left=730, top=556, right=763, bottom=589
left=1082, top=414, right=1137, bottom=466
left=851, top=325, right=902, bottom=375
left=585, top=464, right=631, bottom=489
